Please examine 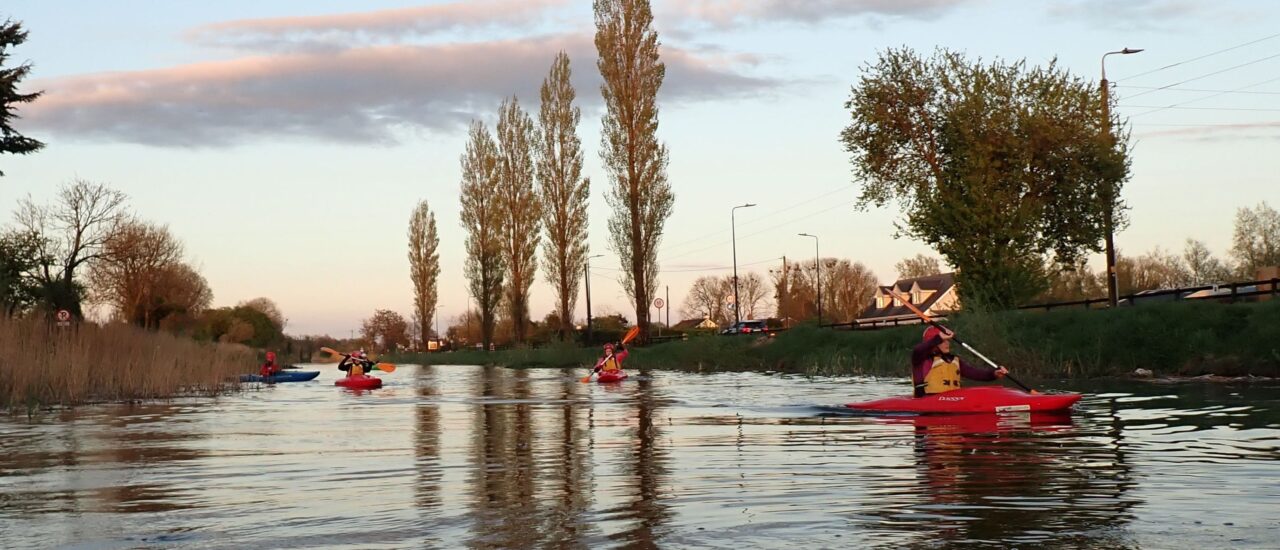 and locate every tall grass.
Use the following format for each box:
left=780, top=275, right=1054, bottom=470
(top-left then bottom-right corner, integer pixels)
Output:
left=1, top=316, right=253, bottom=412
left=393, top=300, right=1280, bottom=379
